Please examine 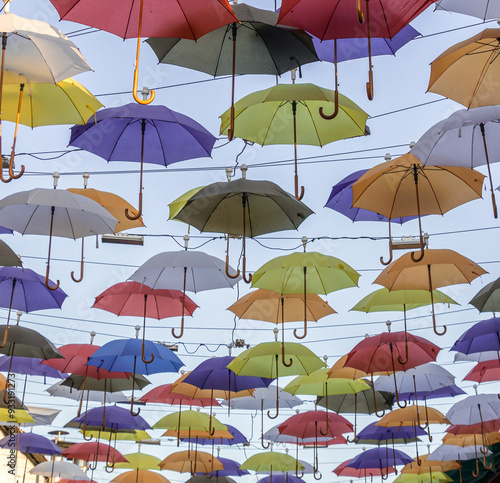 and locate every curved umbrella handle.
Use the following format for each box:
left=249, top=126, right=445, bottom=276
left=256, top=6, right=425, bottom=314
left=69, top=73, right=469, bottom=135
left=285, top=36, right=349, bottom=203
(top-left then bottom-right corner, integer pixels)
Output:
left=267, top=396, right=279, bottom=419
left=295, top=184, right=305, bottom=201
left=82, top=430, right=93, bottom=442
left=313, top=469, right=322, bottom=480
left=296, top=465, right=304, bottom=478
left=0, top=169, right=12, bottom=183
left=281, top=341, right=293, bottom=368
left=483, top=453, right=492, bottom=470
left=371, top=374, right=386, bottom=418
left=397, top=325, right=409, bottom=366
left=45, top=207, right=61, bottom=291
left=105, top=462, right=115, bottom=473
left=319, top=387, right=330, bottom=436
left=380, top=244, right=393, bottom=265
left=241, top=201, right=253, bottom=283
left=172, top=317, right=184, bottom=339
left=293, top=320, right=307, bottom=340
left=8, top=154, right=24, bottom=181
left=319, top=65, right=339, bottom=120
left=410, top=236, right=425, bottom=263
left=0, top=325, right=8, bottom=350
left=225, top=236, right=241, bottom=279
left=141, top=336, right=154, bottom=364
left=427, top=266, right=447, bottom=336
left=267, top=364, right=280, bottom=419
left=366, top=69, right=374, bottom=101
left=8, top=83, right=25, bottom=180
left=71, top=238, right=85, bottom=283
left=89, top=458, right=98, bottom=471
left=45, top=266, right=60, bottom=291
left=141, top=298, right=154, bottom=364
left=173, top=268, right=187, bottom=339
left=357, top=0, right=365, bottom=23
left=261, top=432, right=270, bottom=449
left=472, top=456, right=480, bottom=477
left=130, top=400, right=141, bottom=417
